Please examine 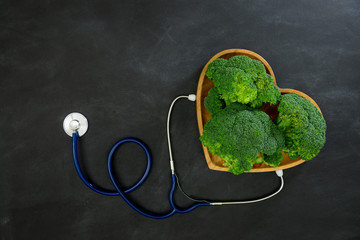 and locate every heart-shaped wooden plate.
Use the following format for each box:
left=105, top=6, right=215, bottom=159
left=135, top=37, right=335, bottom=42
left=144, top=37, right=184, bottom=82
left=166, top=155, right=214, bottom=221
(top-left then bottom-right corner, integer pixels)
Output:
left=196, top=49, right=322, bottom=173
